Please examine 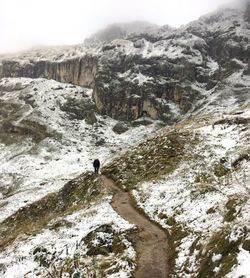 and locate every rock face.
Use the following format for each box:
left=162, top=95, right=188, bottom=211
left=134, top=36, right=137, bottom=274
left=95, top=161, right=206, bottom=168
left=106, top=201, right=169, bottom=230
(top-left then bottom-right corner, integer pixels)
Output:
left=0, top=55, right=98, bottom=88
left=0, top=5, right=250, bottom=122
left=244, top=2, right=250, bottom=22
